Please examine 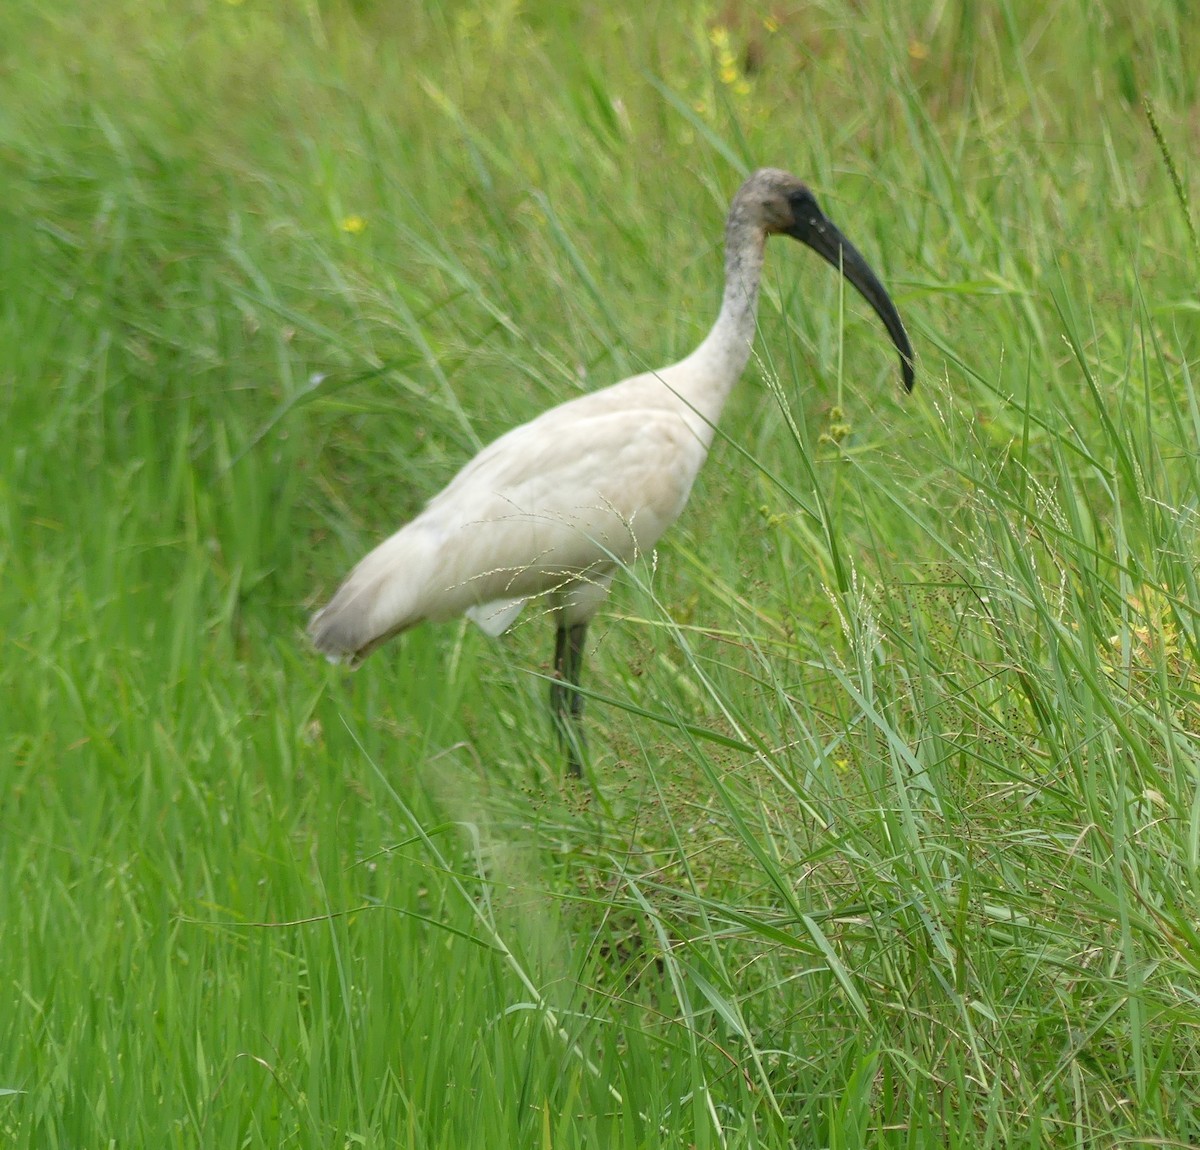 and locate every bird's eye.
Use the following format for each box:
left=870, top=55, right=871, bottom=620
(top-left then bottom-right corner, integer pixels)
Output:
left=788, top=189, right=822, bottom=223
